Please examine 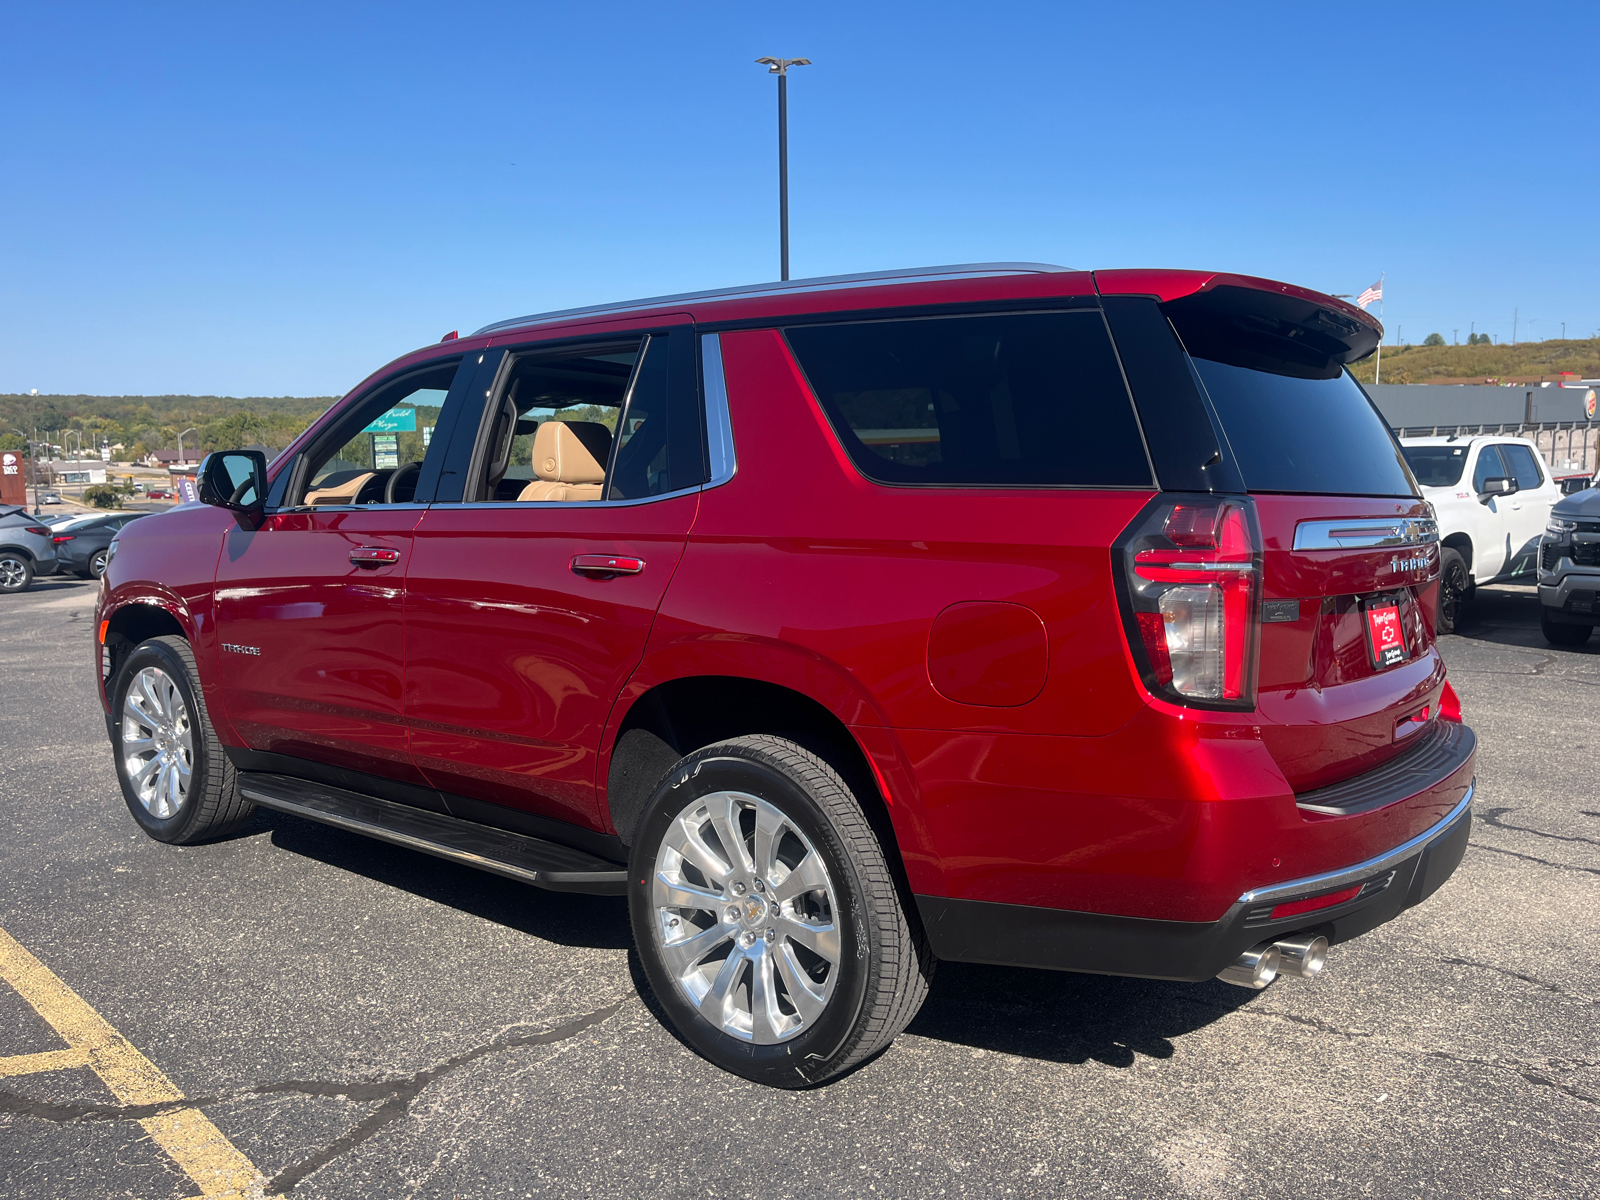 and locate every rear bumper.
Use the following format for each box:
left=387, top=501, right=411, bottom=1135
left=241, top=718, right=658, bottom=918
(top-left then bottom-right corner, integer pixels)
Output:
left=916, top=784, right=1473, bottom=982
